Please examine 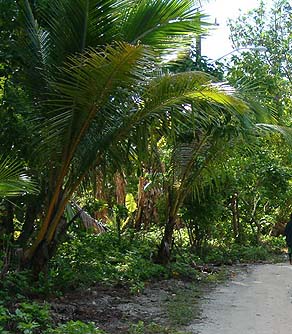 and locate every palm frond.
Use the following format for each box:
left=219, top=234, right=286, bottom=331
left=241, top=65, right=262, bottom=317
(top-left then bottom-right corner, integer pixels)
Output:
left=0, top=156, right=38, bottom=198
left=121, top=0, right=208, bottom=53
left=256, top=124, right=292, bottom=144
left=39, top=42, right=152, bottom=181
left=38, top=0, right=119, bottom=61
left=18, top=0, right=51, bottom=93
left=64, top=69, right=261, bottom=193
